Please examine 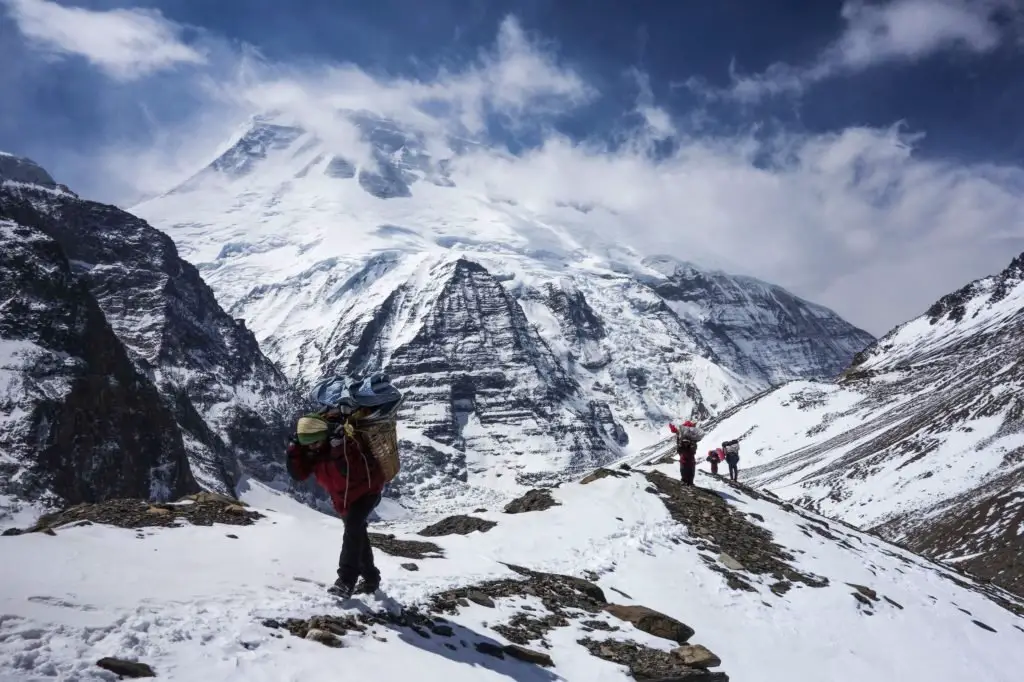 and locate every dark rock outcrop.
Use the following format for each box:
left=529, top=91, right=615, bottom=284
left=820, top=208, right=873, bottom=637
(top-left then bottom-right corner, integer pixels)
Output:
left=368, top=532, right=445, bottom=559
left=8, top=493, right=262, bottom=533
left=504, top=489, right=560, bottom=514
left=95, top=657, right=156, bottom=678
left=418, top=515, right=497, bottom=536
left=0, top=218, right=197, bottom=510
